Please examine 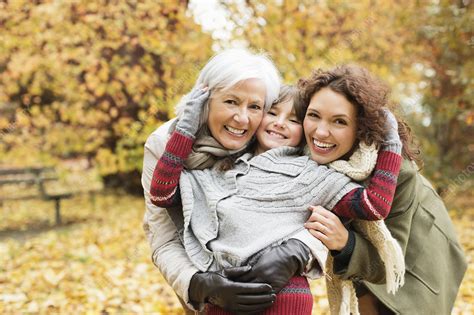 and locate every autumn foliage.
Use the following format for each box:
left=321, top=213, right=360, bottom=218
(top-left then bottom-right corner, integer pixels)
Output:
left=0, top=1, right=472, bottom=313
left=0, top=0, right=212, bottom=191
